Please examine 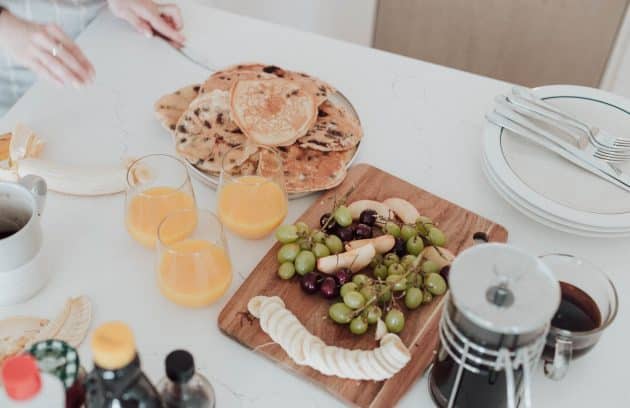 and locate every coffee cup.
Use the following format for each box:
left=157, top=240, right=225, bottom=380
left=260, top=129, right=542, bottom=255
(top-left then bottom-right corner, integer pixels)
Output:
left=0, top=176, right=48, bottom=305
